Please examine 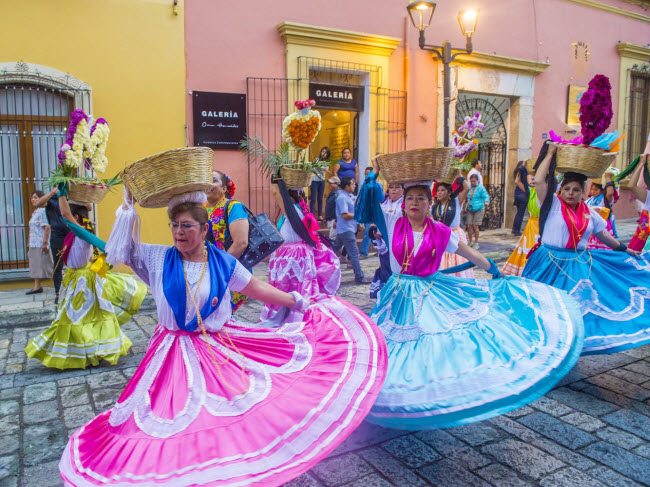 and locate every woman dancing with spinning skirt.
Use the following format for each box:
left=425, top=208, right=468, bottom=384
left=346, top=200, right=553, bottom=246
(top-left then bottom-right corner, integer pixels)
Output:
left=503, top=180, right=540, bottom=276
left=25, top=191, right=146, bottom=369
left=585, top=170, right=619, bottom=250
left=432, top=177, right=474, bottom=278
left=522, top=143, right=650, bottom=355
left=260, top=177, right=341, bottom=320
left=60, top=178, right=386, bottom=486
left=355, top=166, right=583, bottom=430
